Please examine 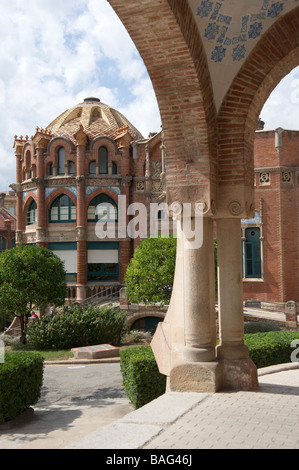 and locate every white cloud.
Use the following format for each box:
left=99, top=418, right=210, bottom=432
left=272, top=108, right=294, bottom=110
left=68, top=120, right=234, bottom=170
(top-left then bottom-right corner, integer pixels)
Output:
left=261, top=68, right=299, bottom=130
left=0, top=0, right=297, bottom=193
